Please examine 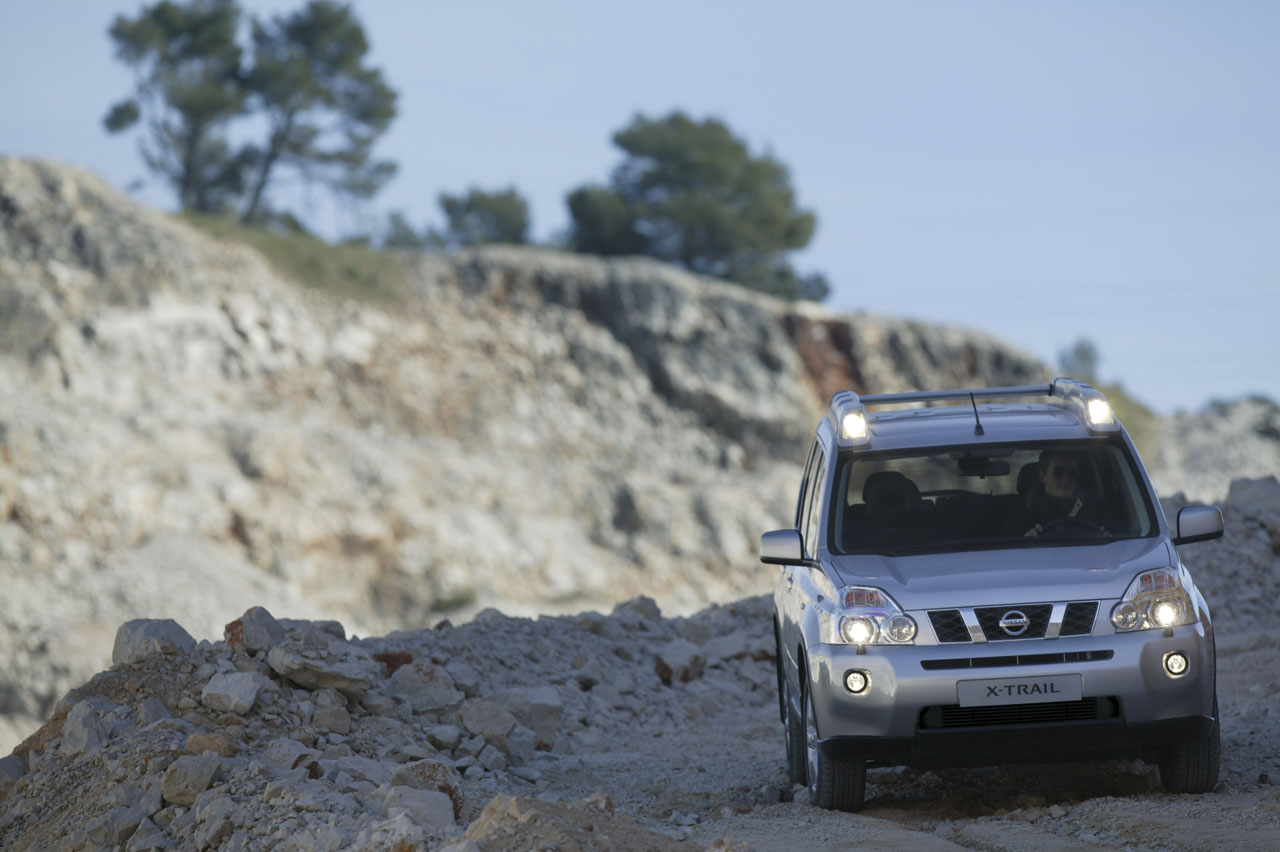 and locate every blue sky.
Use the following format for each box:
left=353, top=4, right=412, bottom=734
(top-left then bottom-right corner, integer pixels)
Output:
left=3, top=1, right=1278, bottom=413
